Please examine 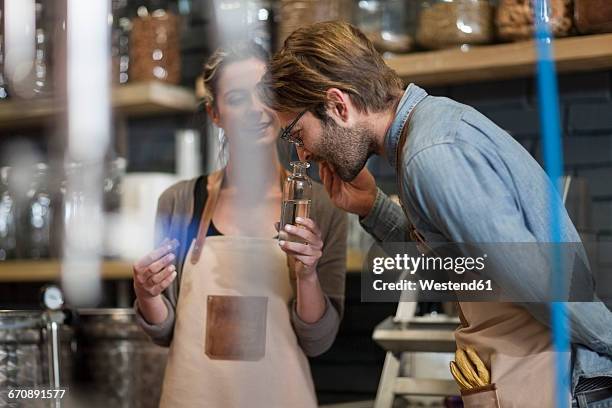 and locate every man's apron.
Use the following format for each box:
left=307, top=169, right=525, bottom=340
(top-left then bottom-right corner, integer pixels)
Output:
left=455, top=302, right=571, bottom=407
left=393, top=98, right=571, bottom=407
left=159, top=171, right=318, bottom=408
